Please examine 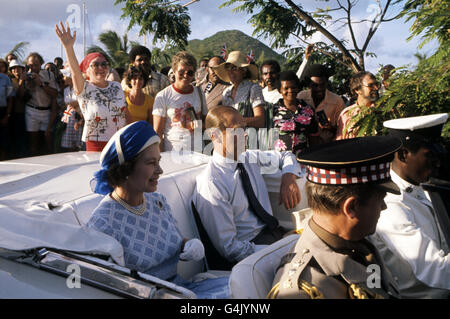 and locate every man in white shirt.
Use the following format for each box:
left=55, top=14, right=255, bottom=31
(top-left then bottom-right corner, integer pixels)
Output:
left=370, top=113, right=450, bottom=298
left=261, top=60, right=282, bottom=105
left=121, top=46, right=170, bottom=99
left=261, top=44, right=314, bottom=105
left=192, top=106, right=302, bottom=268
left=24, top=52, right=59, bottom=156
